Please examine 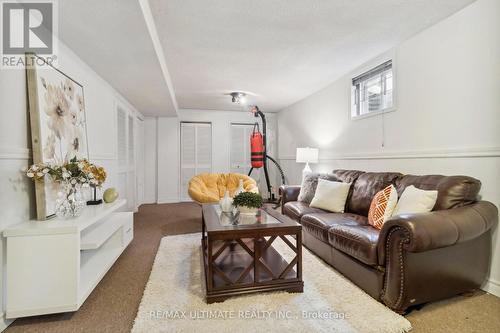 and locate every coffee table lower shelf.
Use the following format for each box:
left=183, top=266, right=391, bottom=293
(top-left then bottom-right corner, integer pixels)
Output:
left=201, top=238, right=303, bottom=303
